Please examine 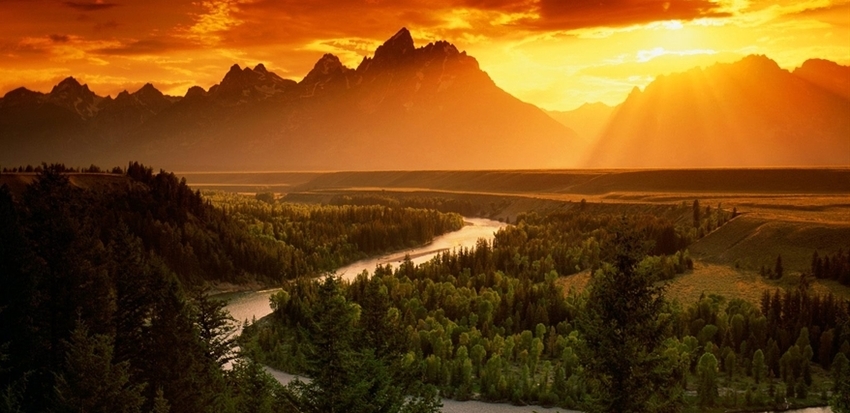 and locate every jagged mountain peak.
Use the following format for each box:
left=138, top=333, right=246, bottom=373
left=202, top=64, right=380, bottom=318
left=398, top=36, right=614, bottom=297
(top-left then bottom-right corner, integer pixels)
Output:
left=370, top=28, right=416, bottom=67
left=210, top=62, right=296, bottom=103
left=300, top=54, right=352, bottom=90
left=134, top=83, right=164, bottom=99
left=49, top=77, right=97, bottom=102
left=387, top=27, right=413, bottom=47
left=311, top=54, right=345, bottom=75
left=46, top=76, right=101, bottom=118
left=51, top=76, right=83, bottom=92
